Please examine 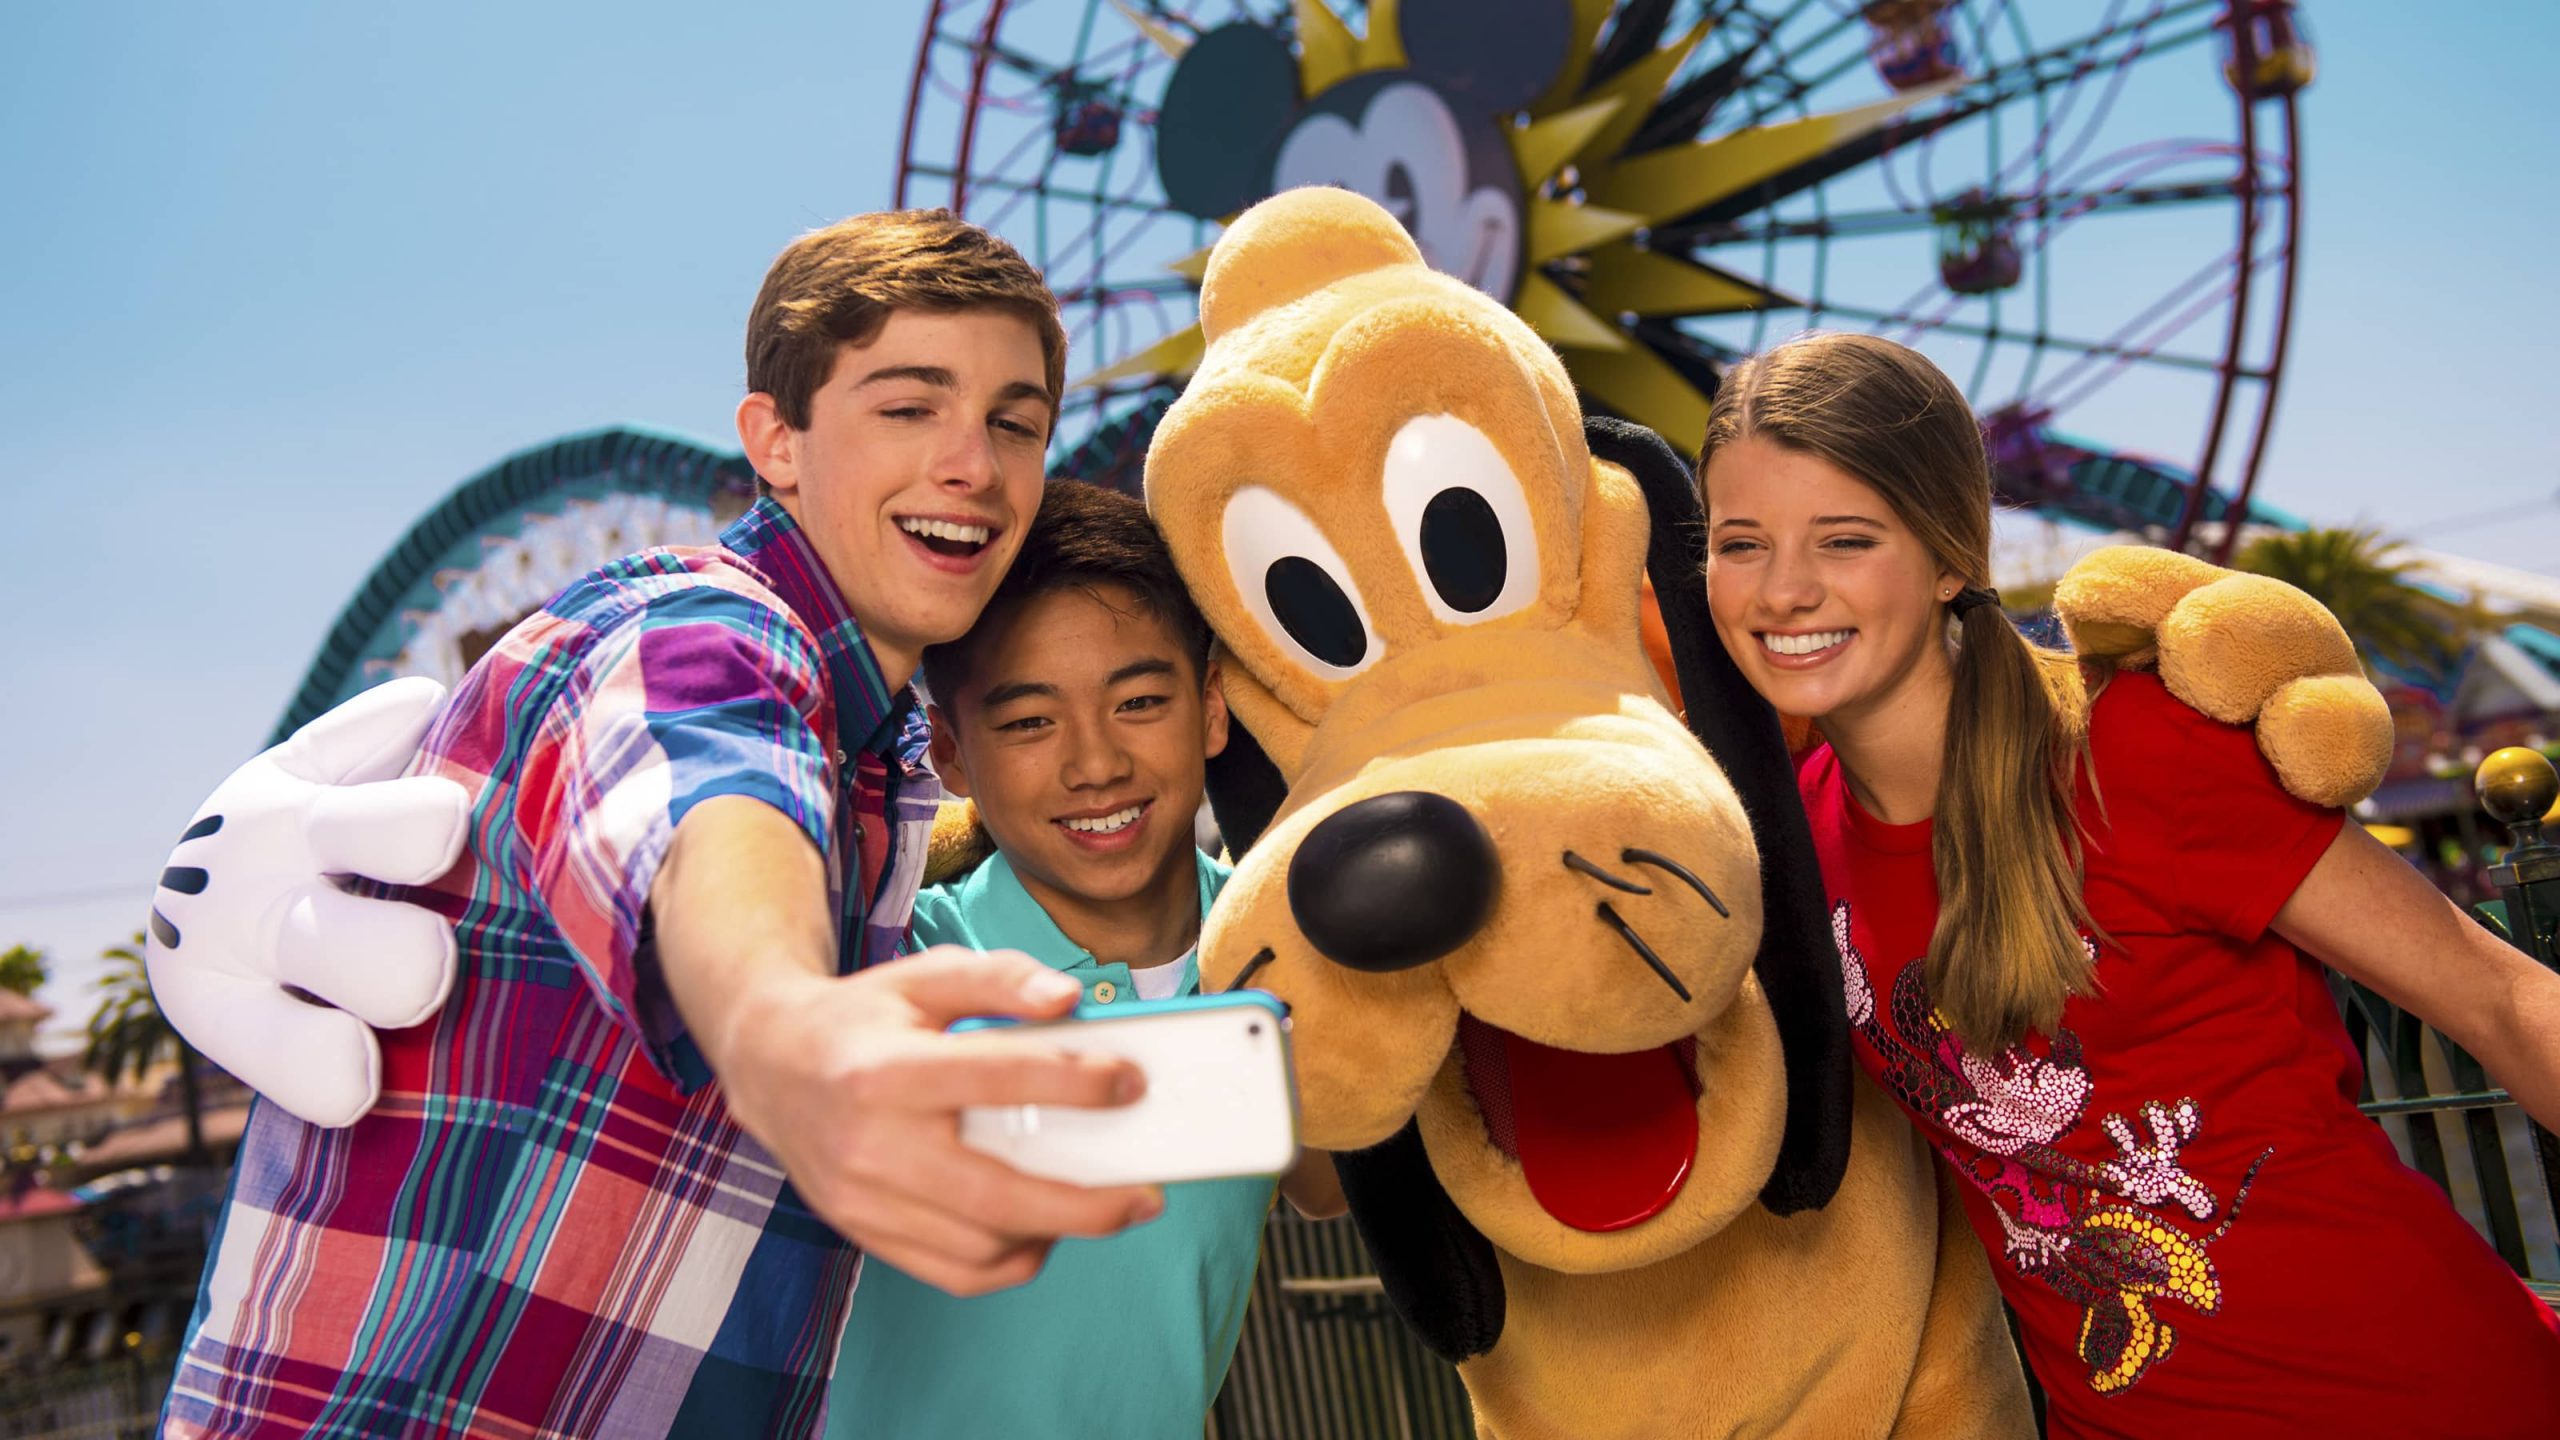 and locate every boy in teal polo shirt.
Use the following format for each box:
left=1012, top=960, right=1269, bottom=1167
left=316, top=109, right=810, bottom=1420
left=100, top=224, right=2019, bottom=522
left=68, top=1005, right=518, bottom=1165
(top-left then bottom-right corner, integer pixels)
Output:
left=830, top=481, right=1340, bottom=1439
